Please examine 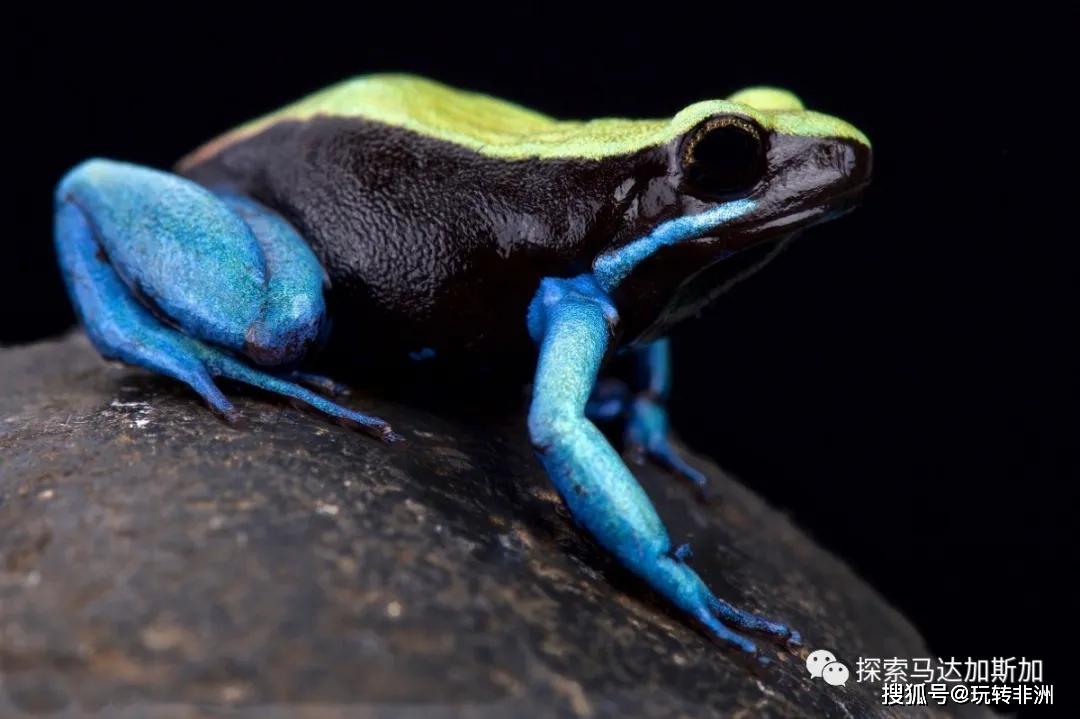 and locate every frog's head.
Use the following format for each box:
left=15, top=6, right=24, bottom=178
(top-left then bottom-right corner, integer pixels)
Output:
left=672, top=87, right=870, bottom=243
left=601, top=87, right=871, bottom=339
